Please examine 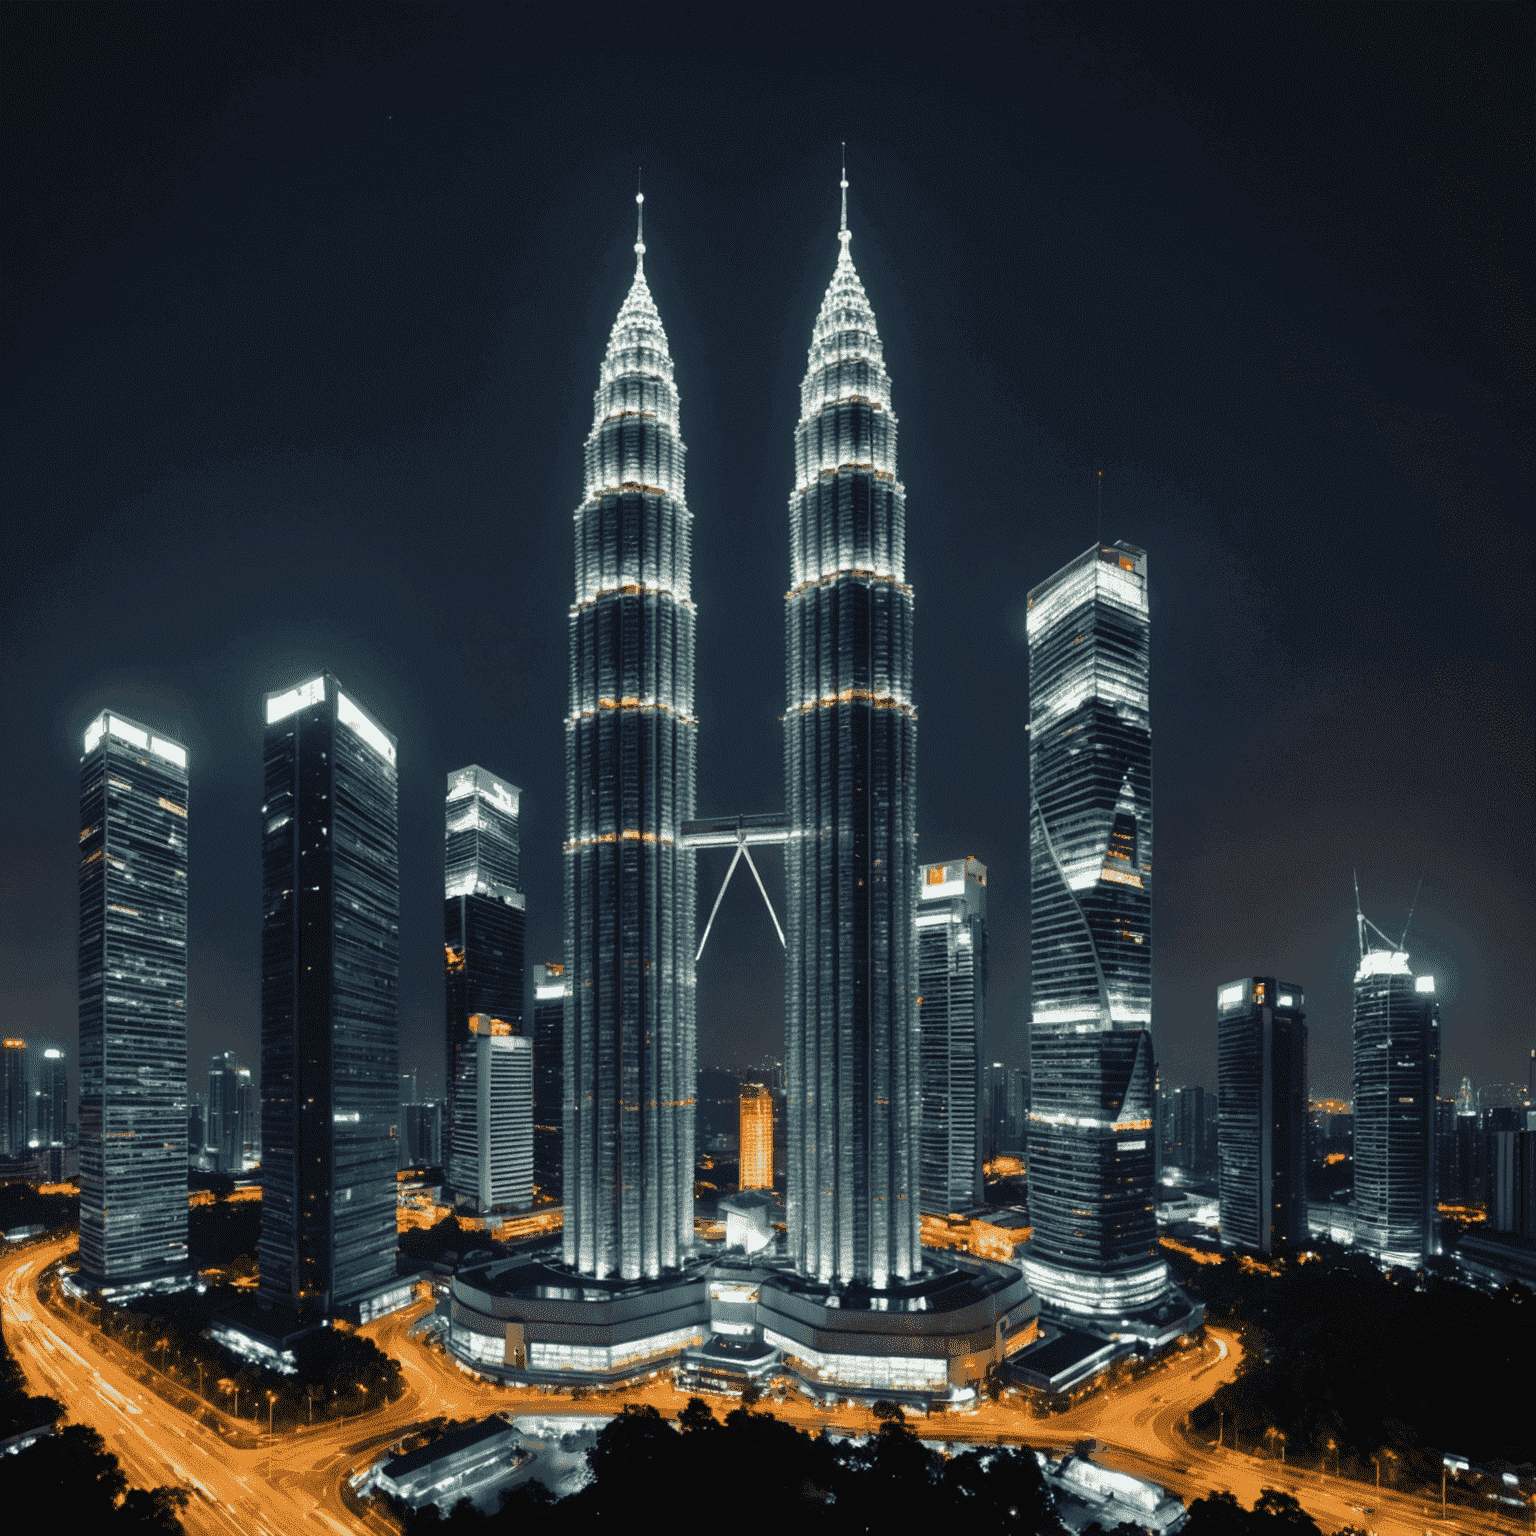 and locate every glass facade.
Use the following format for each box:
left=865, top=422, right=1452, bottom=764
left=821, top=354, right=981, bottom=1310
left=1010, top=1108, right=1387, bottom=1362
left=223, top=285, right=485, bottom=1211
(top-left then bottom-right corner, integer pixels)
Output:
left=443, top=765, right=525, bottom=1184
left=785, top=179, right=919, bottom=1288
left=1352, top=942, right=1440, bottom=1268
left=30, top=1044, right=69, bottom=1152
left=208, top=1050, right=243, bottom=1173
left=917, top=858, right=987, bottom=1214
left=563, top=202, right=697, bottom=1280
left=451, top=1028, right=533, bottom=1212
left=739, top=1082, right=774, bottom=1191
left=532, top=963, right=565, bottom=1199
left=259, top=674, right=400, bottom=1316
left=1025, top=542, right=1165, bottom=1317
left=77, top=710, right=190, bottom=1288
left=1, top=1040, right=24, bottom=1155
left=1216, top=978, right=1308, bottom=1256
